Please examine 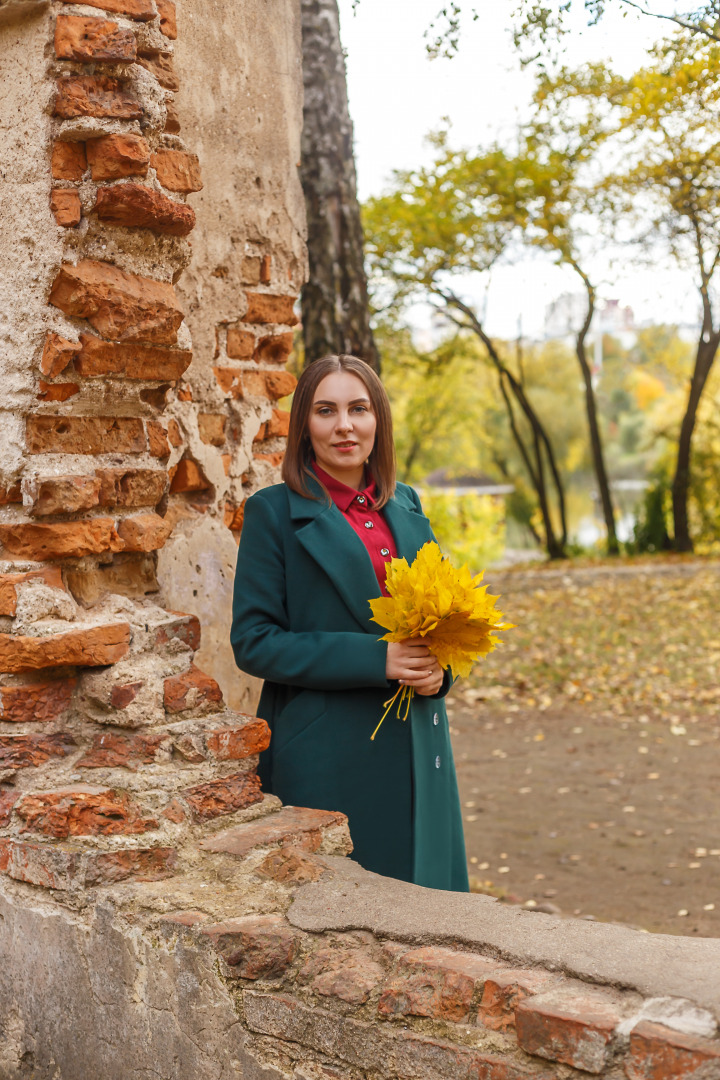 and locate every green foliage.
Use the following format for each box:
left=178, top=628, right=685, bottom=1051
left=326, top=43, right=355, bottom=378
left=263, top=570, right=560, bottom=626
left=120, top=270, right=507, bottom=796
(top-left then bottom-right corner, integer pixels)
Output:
left=629, top=475, right=673, bottom=553
left=418, top=490, right=506, bottom=572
